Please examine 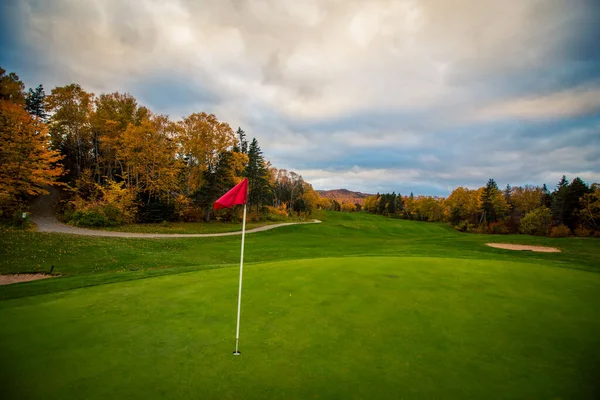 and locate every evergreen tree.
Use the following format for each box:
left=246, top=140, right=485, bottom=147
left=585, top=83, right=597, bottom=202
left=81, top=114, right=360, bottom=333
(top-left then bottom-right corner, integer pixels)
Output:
left=25, top=85, right=47, bottom=120
left=480, top=178, right=500, bottom=223
left=396, top=193, right=404, bottom=214
left=236, top=127, right=248, bottom=154
left=542, top=184, right=552, bottom=208
left=197, top=151, right=238, bottom=221
left=389, top=192, right=397, bottom=214
left=564, top=177, right=591, bottom=229
left=245, top=138, right=271, bottom=210
left=551, top=175, right=569, bottom=225
left=504, top=184, right=512, bottom=204
left=377, top=194, right=387, bottom=214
